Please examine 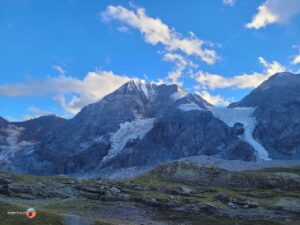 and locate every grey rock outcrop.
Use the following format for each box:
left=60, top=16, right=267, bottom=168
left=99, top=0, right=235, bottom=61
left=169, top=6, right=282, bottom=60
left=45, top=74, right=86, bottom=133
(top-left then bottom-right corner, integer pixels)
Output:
left=230, top=72, right=300, bottom=159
